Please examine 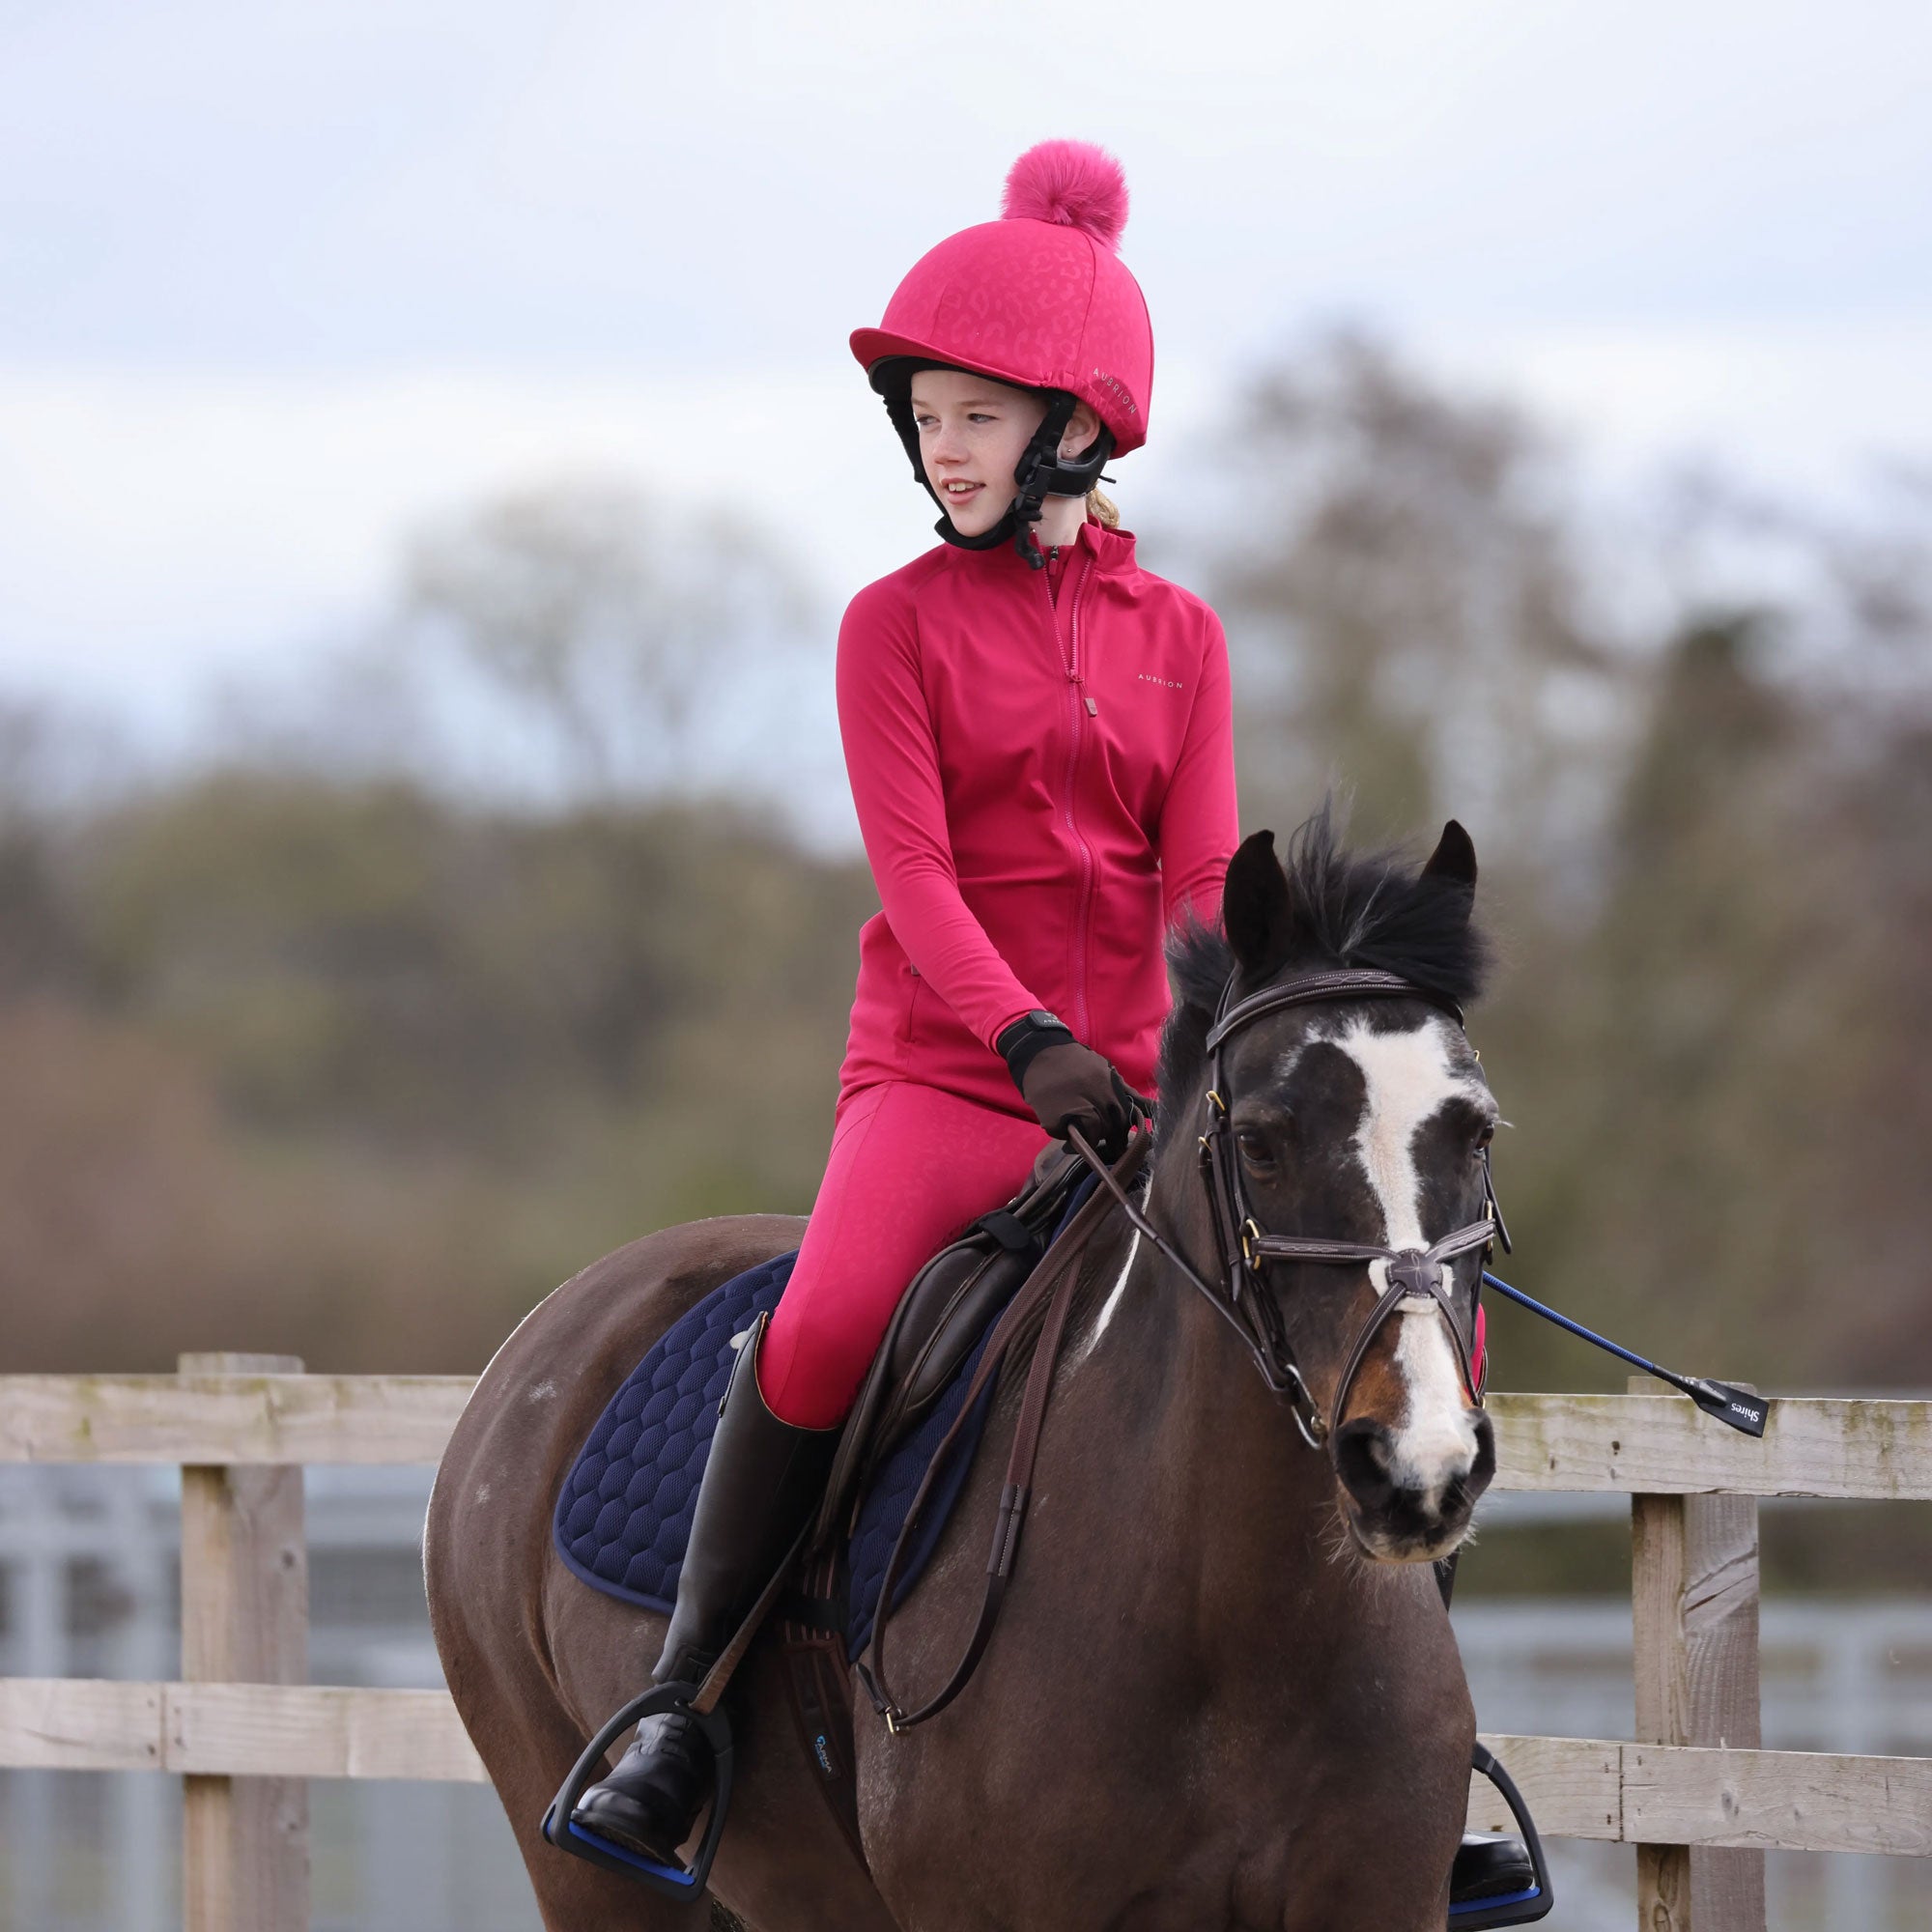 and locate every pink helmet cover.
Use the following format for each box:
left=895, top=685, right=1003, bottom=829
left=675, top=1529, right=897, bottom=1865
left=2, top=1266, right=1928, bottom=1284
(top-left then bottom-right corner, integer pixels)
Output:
left=851, top=141, right=1154, bottom=455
